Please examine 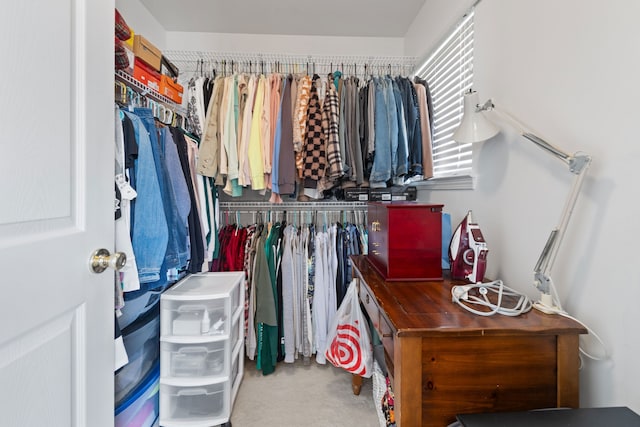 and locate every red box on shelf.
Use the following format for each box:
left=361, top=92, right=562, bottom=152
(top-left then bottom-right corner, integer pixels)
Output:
left=133, top=58, right=161, bottom=93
